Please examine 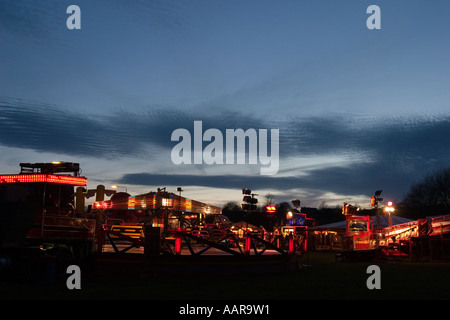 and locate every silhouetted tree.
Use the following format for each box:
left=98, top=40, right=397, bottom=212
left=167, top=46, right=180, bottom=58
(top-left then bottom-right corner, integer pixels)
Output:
left=307, top=206, right=343, bottom=225
left=221, top=201, right=244, bottom=222
left=264, top=193, right=274, bottom=205
left=402, top=167, right=450, bottom=218
left=276, top=202, right=293, bottom=226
